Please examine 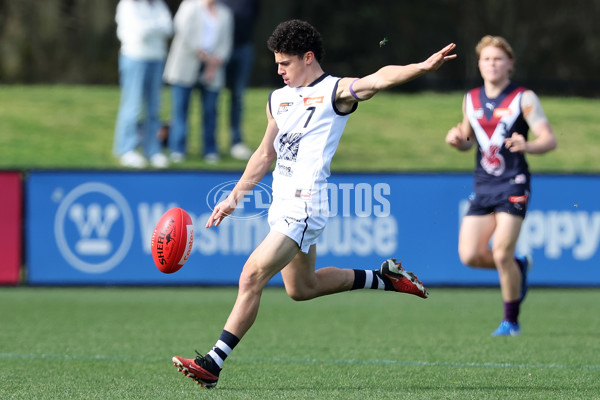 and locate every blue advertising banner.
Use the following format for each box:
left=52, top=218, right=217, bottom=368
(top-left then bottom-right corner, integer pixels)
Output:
left=26, top=171, right=600, bottom=286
